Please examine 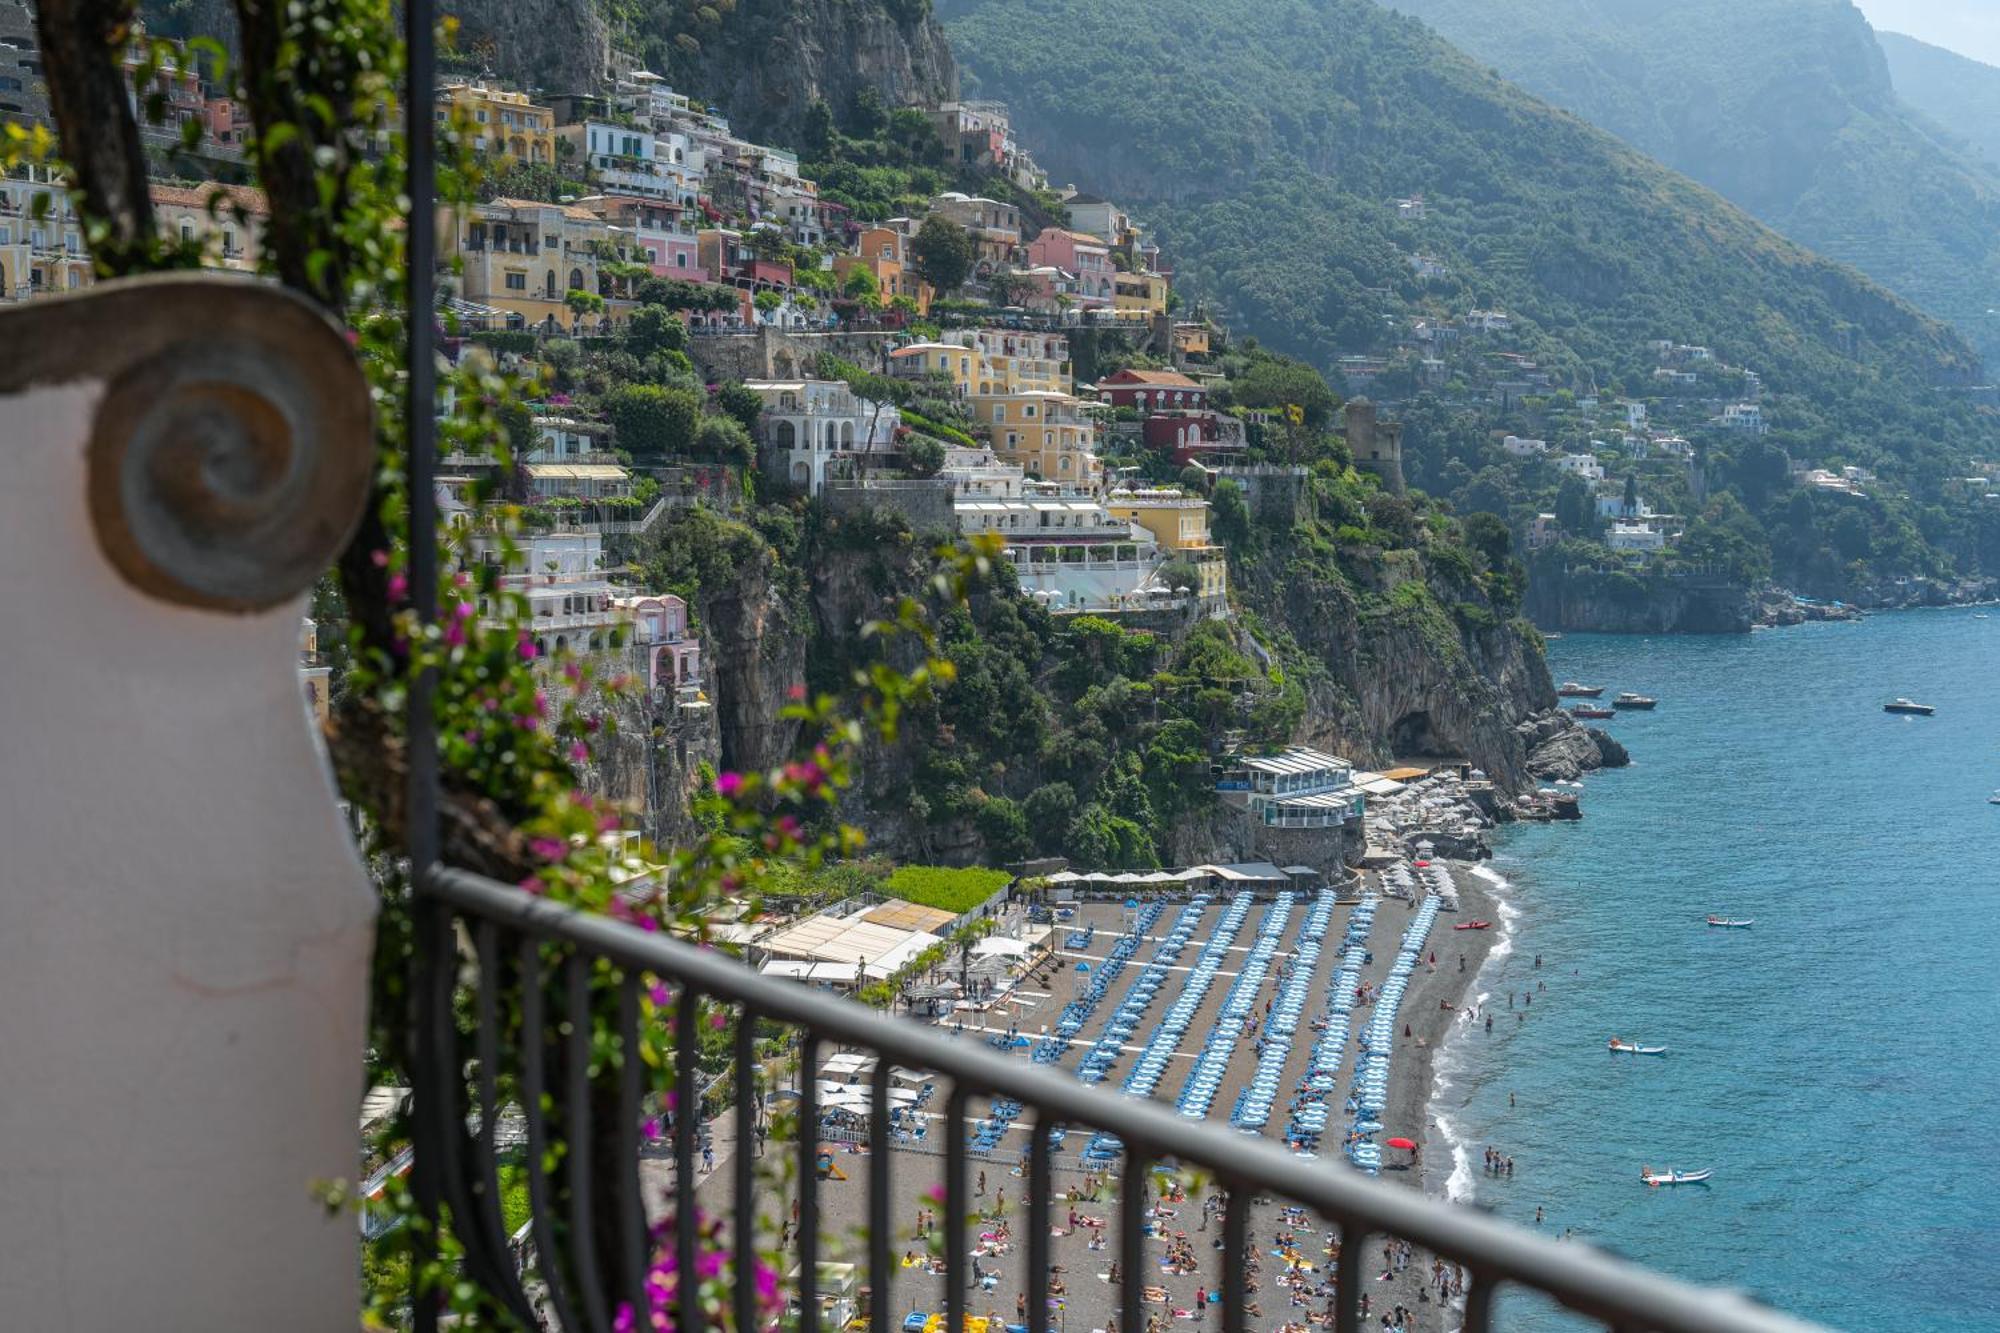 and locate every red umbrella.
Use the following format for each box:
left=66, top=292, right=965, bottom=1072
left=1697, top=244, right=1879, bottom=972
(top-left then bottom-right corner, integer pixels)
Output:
left=1385, top=1137, right=1418, bottom=1151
